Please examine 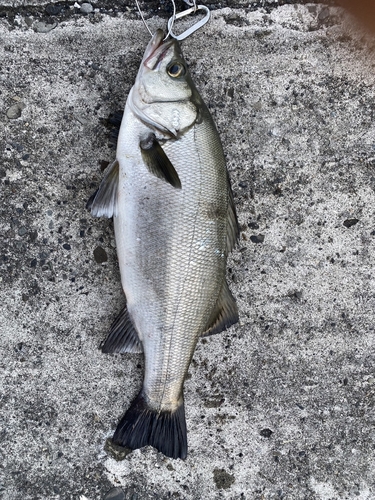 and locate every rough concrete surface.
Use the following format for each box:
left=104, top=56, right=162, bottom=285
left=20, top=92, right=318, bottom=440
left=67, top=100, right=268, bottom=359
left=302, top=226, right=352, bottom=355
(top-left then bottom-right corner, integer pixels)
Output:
left=1, top=2, right=375, bottom=499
